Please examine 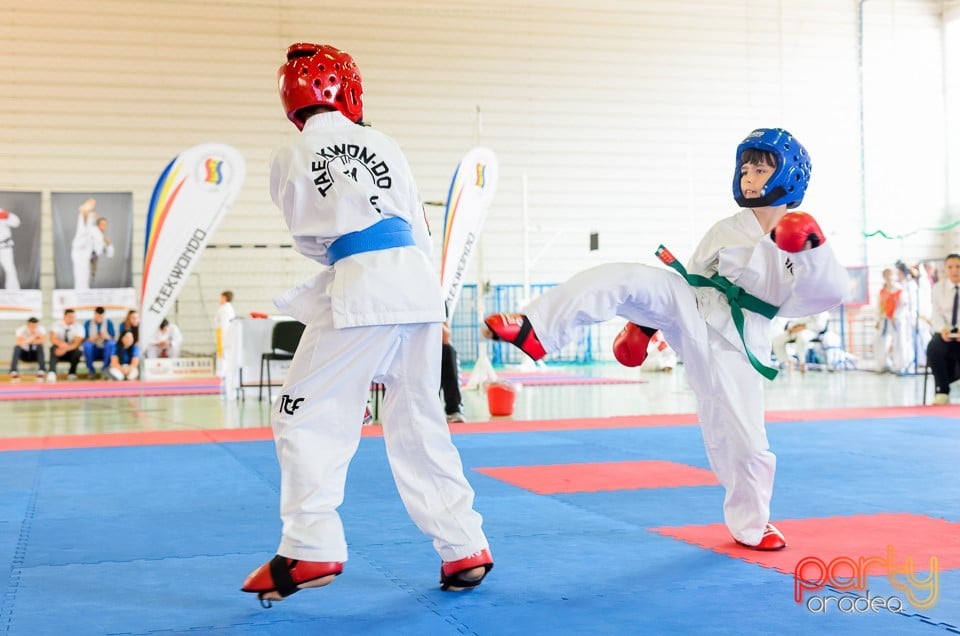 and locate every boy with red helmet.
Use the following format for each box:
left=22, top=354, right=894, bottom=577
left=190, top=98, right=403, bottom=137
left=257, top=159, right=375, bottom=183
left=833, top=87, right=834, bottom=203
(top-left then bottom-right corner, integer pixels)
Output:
left=242, top=43, right=491, bottom=605
left=485, top=128, right=848, bottom=551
